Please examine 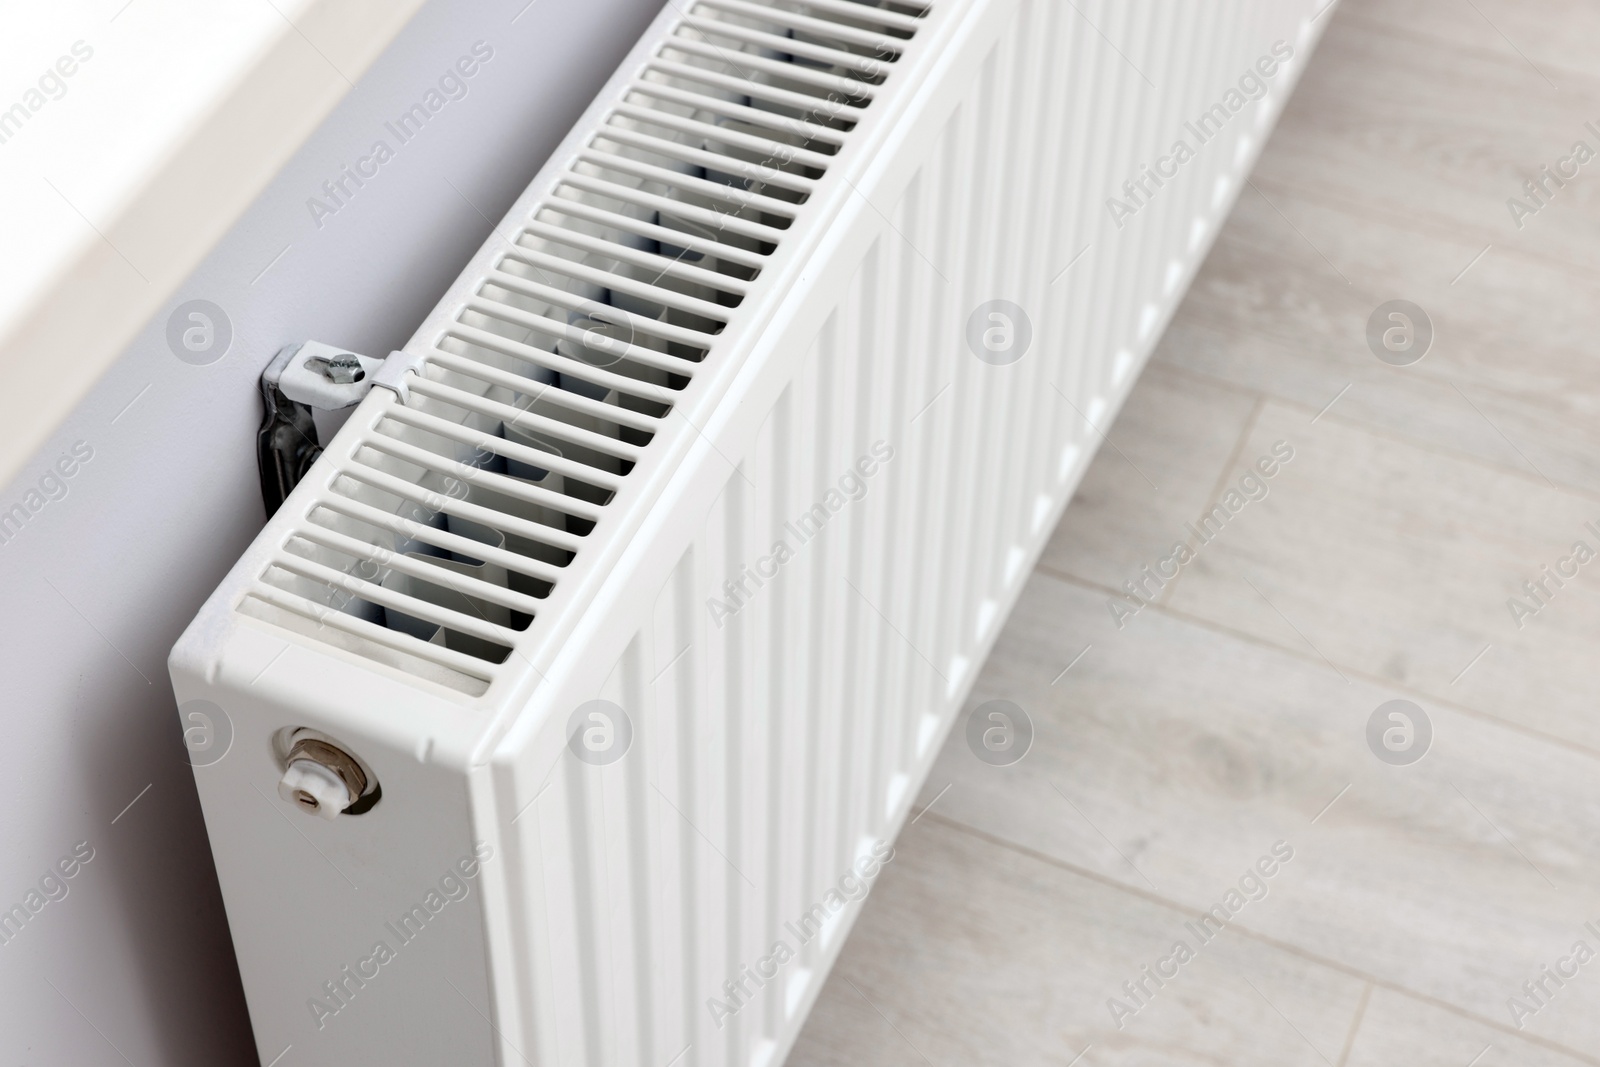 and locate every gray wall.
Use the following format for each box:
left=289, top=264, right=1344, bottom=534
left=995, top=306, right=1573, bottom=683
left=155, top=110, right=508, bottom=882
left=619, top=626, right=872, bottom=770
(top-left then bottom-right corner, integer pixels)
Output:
left=0, top=1, right=663, bottom=1061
